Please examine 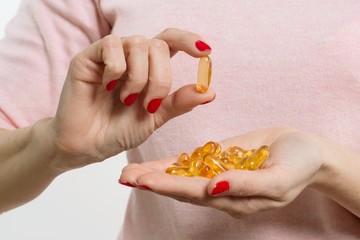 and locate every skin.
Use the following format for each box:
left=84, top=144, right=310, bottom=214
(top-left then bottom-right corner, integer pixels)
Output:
left=120, top=127, right=360, bottom=218
left=0, top=28, right=215, bottom=213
